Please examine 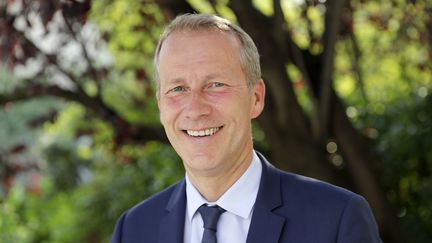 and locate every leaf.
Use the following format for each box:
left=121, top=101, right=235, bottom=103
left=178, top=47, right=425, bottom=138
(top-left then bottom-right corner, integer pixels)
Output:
left=10, top=144, right=27, bottom=154
left=61, top=0, right=91, bottom=23
left=37, top=0, right=58, bottom=27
